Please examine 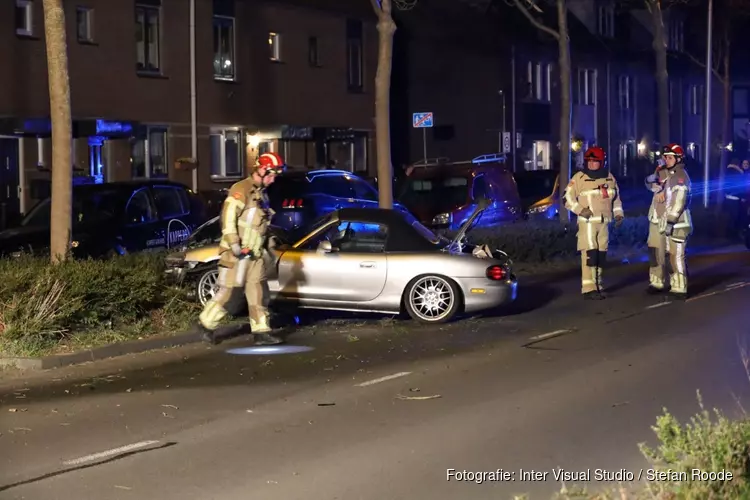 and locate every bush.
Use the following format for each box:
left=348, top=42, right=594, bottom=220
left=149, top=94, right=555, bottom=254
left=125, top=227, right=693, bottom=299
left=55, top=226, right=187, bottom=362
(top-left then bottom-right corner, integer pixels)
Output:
left=0, top=253, right=199, bottom=357
left=455, top=206, right=734, bottom=267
